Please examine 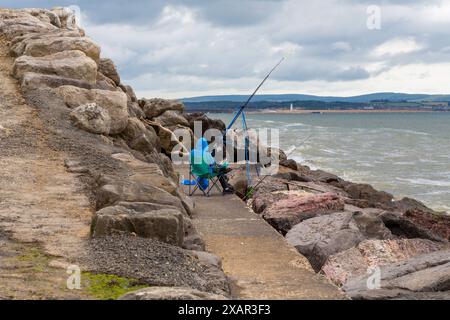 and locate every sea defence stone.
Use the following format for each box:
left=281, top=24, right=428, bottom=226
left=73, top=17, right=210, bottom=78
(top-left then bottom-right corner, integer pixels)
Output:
left=380, top=212, right=447, bottom=242
left=139, top=98, right=185, bottom=119
left=286, top=211, right=393, bottom=271
left=21, top=36, right=100, bottom=63
left=0, top=10, right=58, bottom=39
left=404, top=209, right=450, bottom=241
left=154, top=110, right=190, bottom=128
left=120, top=118, right=160, bottom=155
left=321, top=238, right=446, bottom=286
left=92, top=205, right=184, bottom=246
left=343, top=183, right=394, bottom=208
left=262, top=192, right=345, bottom=234
left=13, top=50, right=98, bottom=83
left=99, top=58, right=120, bottom=85
left=70, top=103, right=111, bottom=135
left=343, top=249, right=450, bottom=300
left=55, top=85, right=128, bottom=134
left=184, top=112, right=226, bottom=136
left=118, top=287, right=229, bottom=300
